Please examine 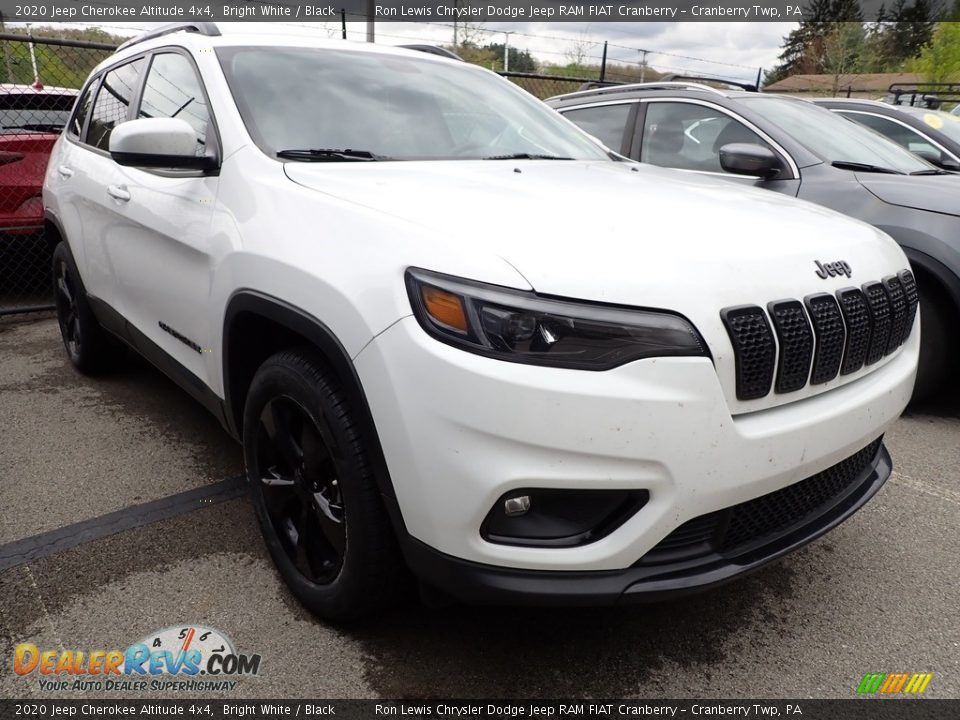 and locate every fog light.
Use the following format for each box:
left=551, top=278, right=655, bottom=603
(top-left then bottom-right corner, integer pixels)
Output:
left=482, top=488, right=649, bottom=548
left=504, top=495, right=531, bottom=516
